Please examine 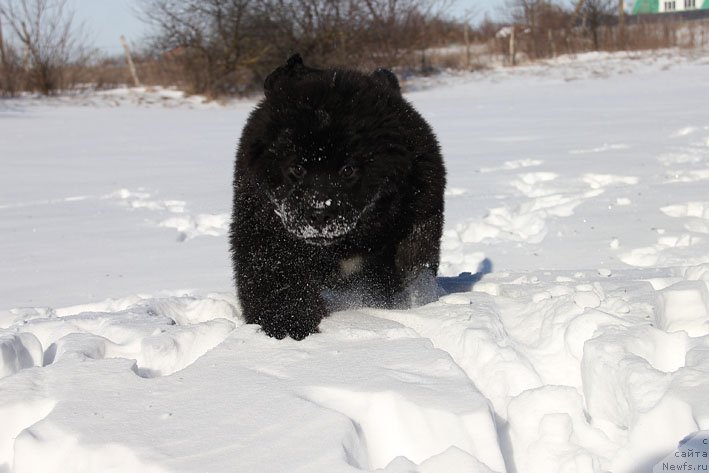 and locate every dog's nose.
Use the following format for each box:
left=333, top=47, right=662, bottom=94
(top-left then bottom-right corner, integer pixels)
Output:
left=310, top=208, right=333, bottom=226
